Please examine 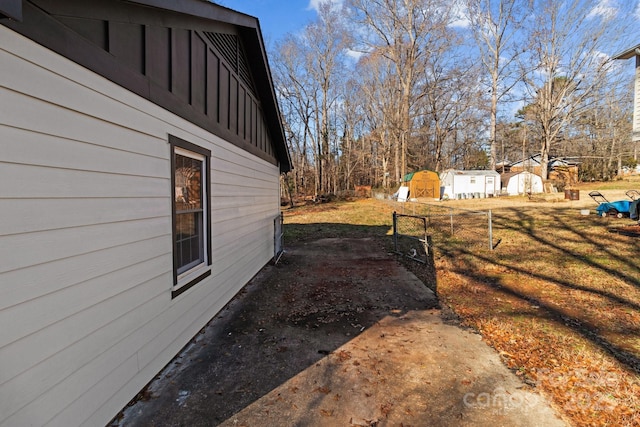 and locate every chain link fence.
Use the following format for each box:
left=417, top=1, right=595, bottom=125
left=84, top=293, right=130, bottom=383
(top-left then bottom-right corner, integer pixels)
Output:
left=389, top=200, right=494, bottom=253
left=392, top=212, right=431, bottom=263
